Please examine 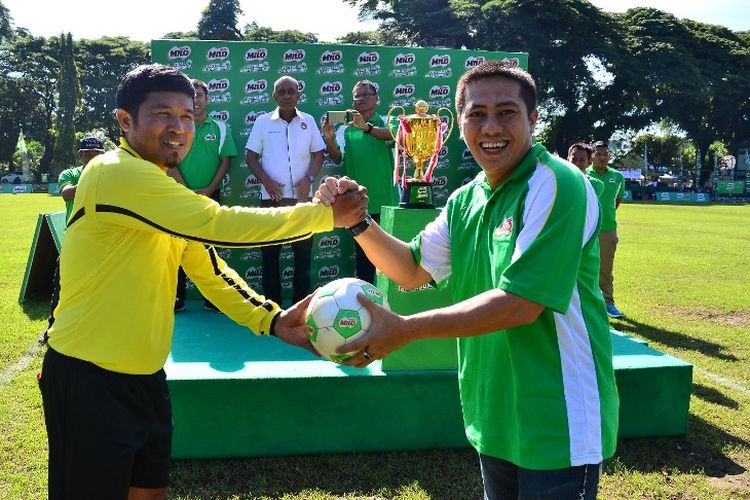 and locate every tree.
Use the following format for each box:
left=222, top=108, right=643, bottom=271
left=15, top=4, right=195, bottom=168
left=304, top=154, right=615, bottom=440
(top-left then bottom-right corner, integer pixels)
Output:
left=75, top=37, right=150, bottom=141
left=52, top=33, right=81, bottom=173
left=0, top=0, right=12, bottom=42
left=242, top=22, right=318, bottom=43
left=337, top=29, right=408, bottom=46
left=197, top=0, right=243, bottom=41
